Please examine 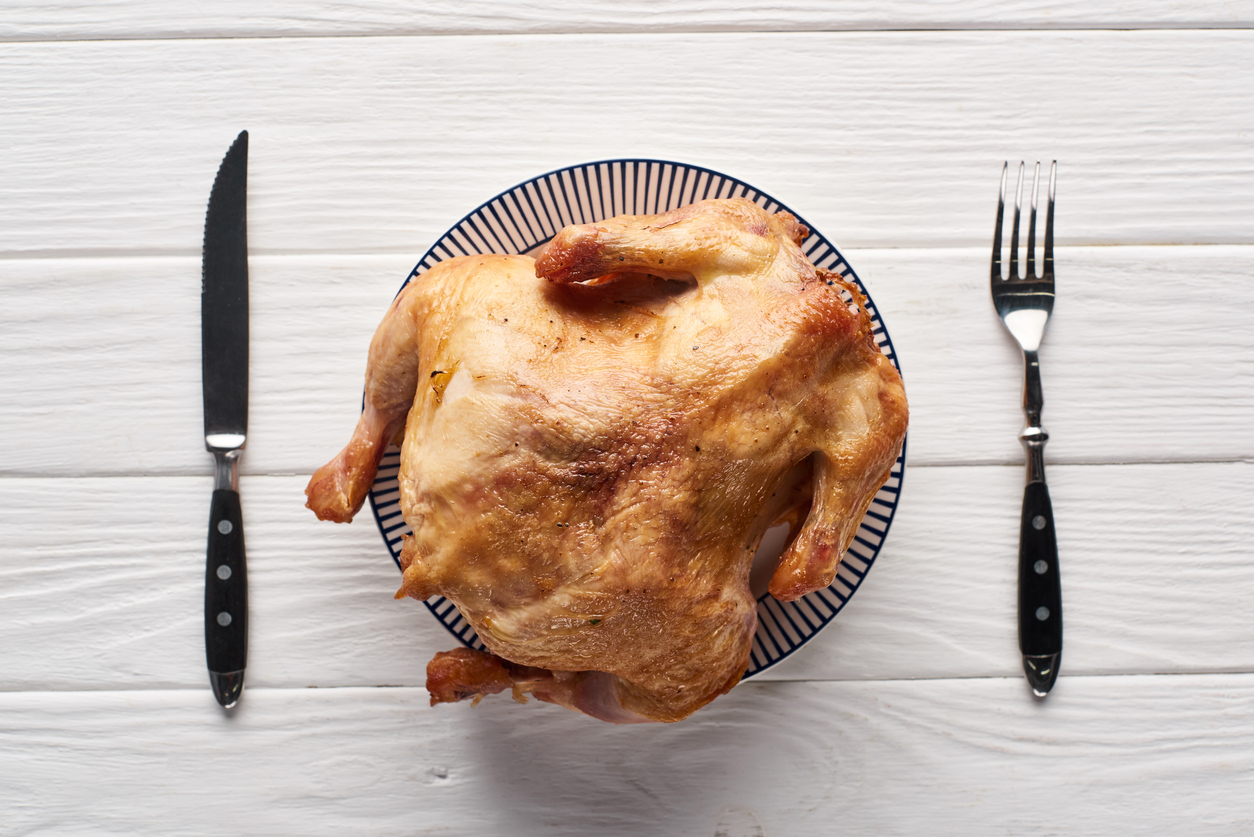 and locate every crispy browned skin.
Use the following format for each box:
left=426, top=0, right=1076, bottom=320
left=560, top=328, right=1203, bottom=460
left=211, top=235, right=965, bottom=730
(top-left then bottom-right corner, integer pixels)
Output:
left=307, top=198, right=908, bottom=723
